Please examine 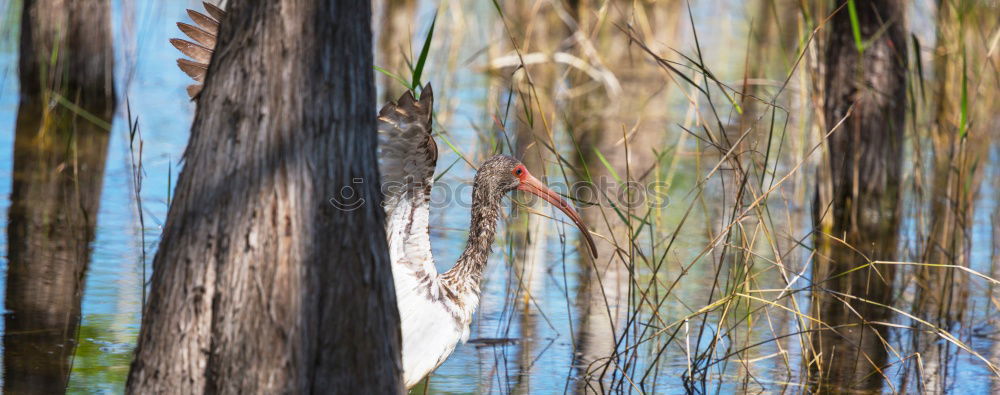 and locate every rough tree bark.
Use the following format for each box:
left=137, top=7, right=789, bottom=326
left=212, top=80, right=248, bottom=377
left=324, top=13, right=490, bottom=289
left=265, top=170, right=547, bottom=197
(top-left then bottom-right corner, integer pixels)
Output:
left=4, top=0, right=115, bottom=393
left=810, top=0, right=908, bottom=391
left=125, top=1, right=402, bottom=393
